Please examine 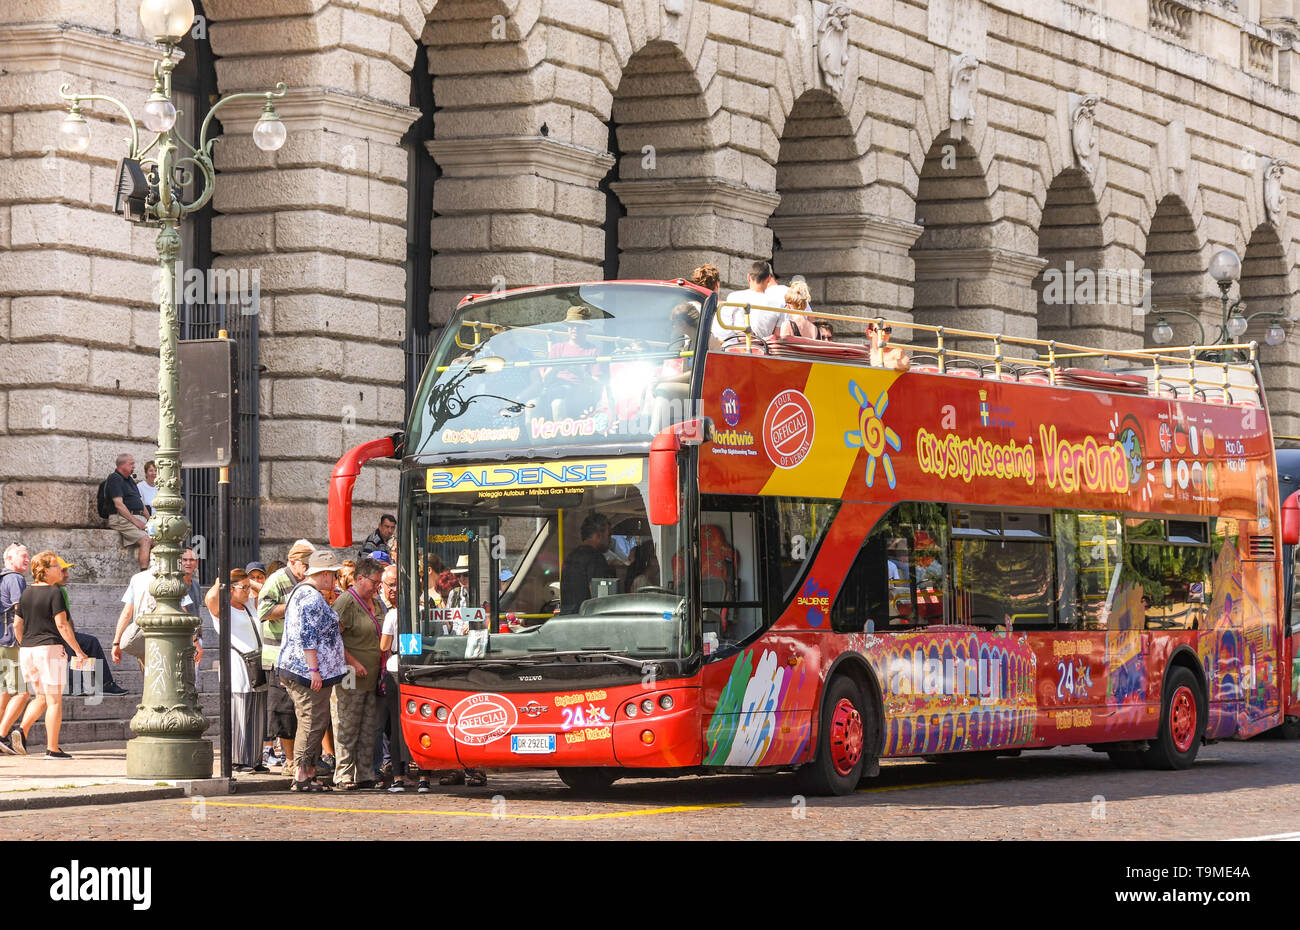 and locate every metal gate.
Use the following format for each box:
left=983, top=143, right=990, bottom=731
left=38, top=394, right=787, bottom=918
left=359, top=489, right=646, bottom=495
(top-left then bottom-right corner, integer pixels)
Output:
left=179, top=302, right=260, bottom=584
